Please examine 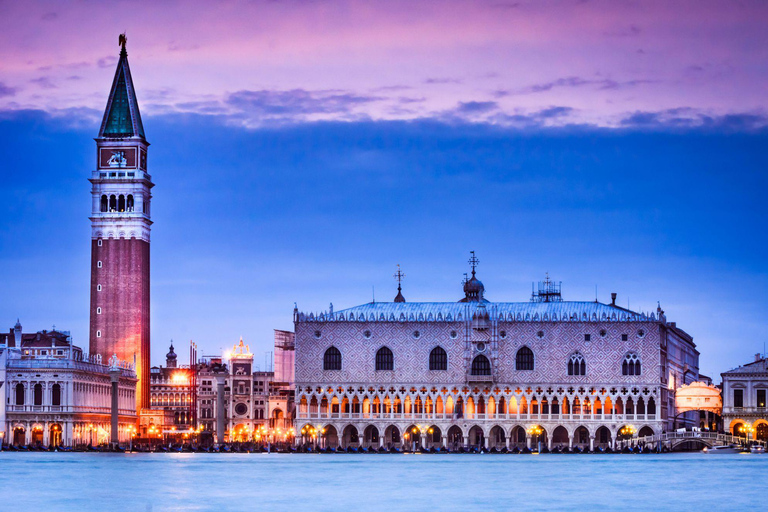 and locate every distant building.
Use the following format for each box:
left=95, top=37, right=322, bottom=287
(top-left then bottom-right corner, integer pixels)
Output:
left=294, top=256, right=701, bottom=451
left=148, top=343, right=195, bottom=432
left=721, top=354, right=768, bottom=441
left=194, top=332, right=295, bottom=444
left=1, top=320, right=137, bottom=447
